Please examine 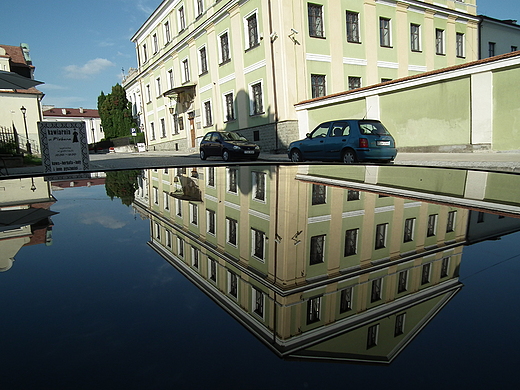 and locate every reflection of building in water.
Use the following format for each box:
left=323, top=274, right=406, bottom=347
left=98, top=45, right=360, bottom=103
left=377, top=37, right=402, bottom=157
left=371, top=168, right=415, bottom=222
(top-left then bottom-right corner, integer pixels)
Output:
left=51, top=172, right=106, bottom=190
left=133, top=166, right=481, bottom=362
left=0, top=177, right=57, bottom=272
